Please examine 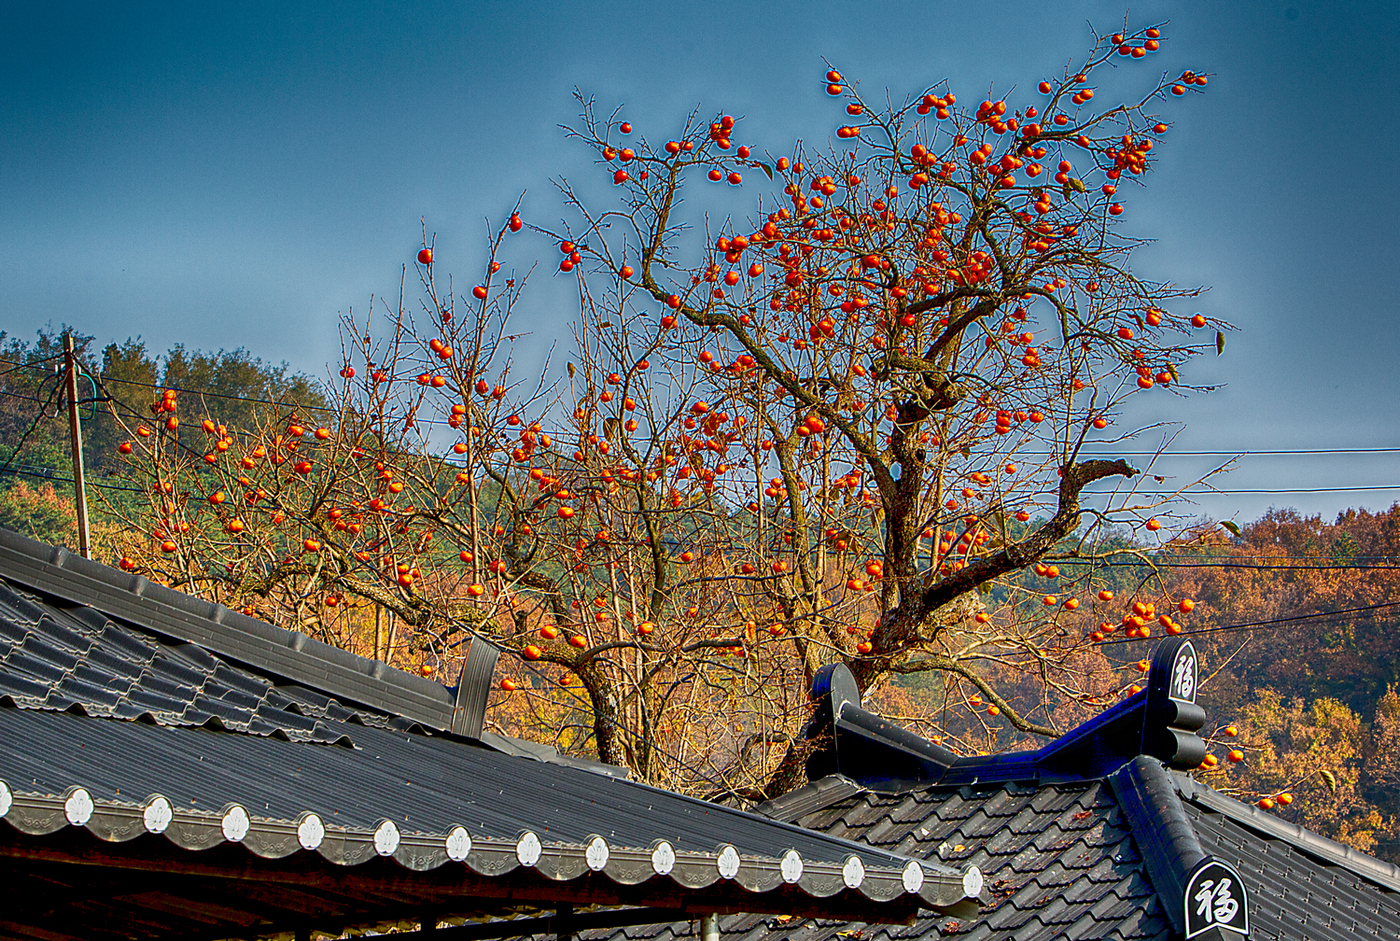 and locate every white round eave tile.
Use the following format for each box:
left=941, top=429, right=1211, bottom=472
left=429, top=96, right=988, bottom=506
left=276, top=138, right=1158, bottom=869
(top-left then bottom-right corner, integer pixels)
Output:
left=902, top=860, right=925, bottom=893
left=716, top=844, right=741, bottom=880
left=780, top=849, right=804, bottom=884
left=842, top=855, right=865, bottom=889
left=297, top=813, right=325, bottom=851
left=221, top=805, right=250, bottom=842
left=446, top=826, right=472, bottom=862
left=143, top=796, right=172, bottom=834
left=0, top=780, right=11, bottom=818
left=516, top=830, right=542, bottom=867
left=374, top=820, right=400, bottom=856
left=585, top=835, right=609, bottom=871
left=651, top=841, right=676, bottom=876
left=963, top=865, right=984, bottom=899
left=64, top=788, right=93, bottom=827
